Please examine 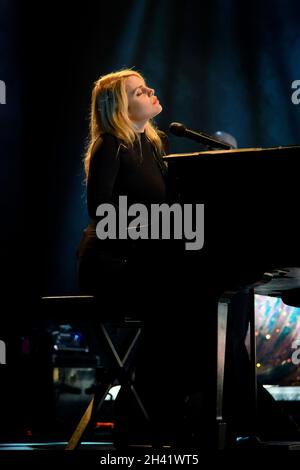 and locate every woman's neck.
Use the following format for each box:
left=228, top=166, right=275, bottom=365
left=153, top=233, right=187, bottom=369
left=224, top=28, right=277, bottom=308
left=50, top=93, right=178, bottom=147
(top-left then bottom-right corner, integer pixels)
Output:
left=132, top=120, right=148, bottom=133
